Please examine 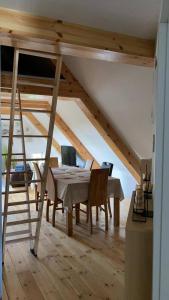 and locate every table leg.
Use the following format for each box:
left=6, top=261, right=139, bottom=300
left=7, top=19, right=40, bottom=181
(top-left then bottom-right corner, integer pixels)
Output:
left=75, top=203, right=80, bottom=224
left=114, top=197, right=120, bottom=227
left=66, top=208, right=73, bottom=236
